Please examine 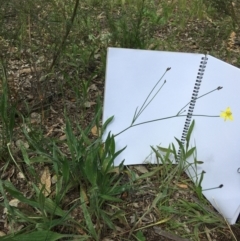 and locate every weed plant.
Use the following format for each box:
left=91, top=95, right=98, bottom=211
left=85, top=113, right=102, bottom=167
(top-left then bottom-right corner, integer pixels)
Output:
left=0, top=0, right=239, bottom=240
